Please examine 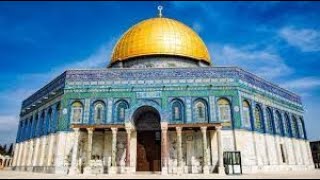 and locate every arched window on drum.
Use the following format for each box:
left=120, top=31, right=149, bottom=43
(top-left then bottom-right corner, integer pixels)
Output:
left=171, top=99, right=185, bottom=123
left=242, top=100, right=251, bottom=129
left=94, top=101, right=105, bottom=124
left=71, top=101, right=83, bottom=124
